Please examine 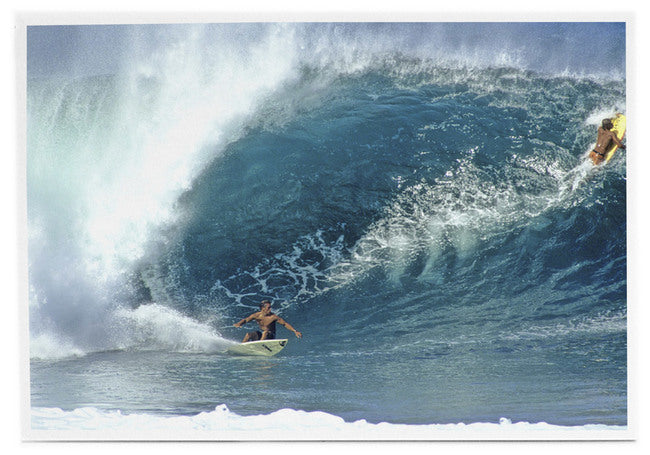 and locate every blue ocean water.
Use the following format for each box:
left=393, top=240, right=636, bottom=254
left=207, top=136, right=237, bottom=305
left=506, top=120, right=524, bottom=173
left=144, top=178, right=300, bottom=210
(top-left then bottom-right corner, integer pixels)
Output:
left=26, top=22, right=627, bottom=436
